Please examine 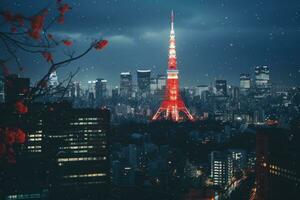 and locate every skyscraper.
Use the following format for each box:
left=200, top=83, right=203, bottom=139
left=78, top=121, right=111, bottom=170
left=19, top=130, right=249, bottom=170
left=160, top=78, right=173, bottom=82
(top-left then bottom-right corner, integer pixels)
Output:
left=120, top=72, right=132, bottom=98
left=152, top=11, right=194, bottom=121
left=215, top=80, right=227, bottom=96
left=43, top=102, right=110, bottom=199
left=210, top=151, right=233, bottom=188
left=240, top=73, right=251, bottom=94
left=95, top=78, right=107, bottom=105
left=256, top=128, right=300, bottom=200
left=255, top=66, right=271, bottom=97
left=137, top=69, right=151, bottom=97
